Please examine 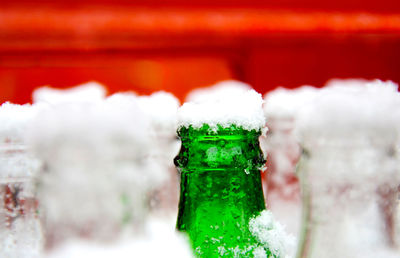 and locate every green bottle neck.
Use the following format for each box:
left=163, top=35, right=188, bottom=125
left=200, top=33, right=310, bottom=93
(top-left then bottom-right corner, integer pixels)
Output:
left=174, top=124, right=265, bottom=172
left=175, top=124, right=267, bottom=257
